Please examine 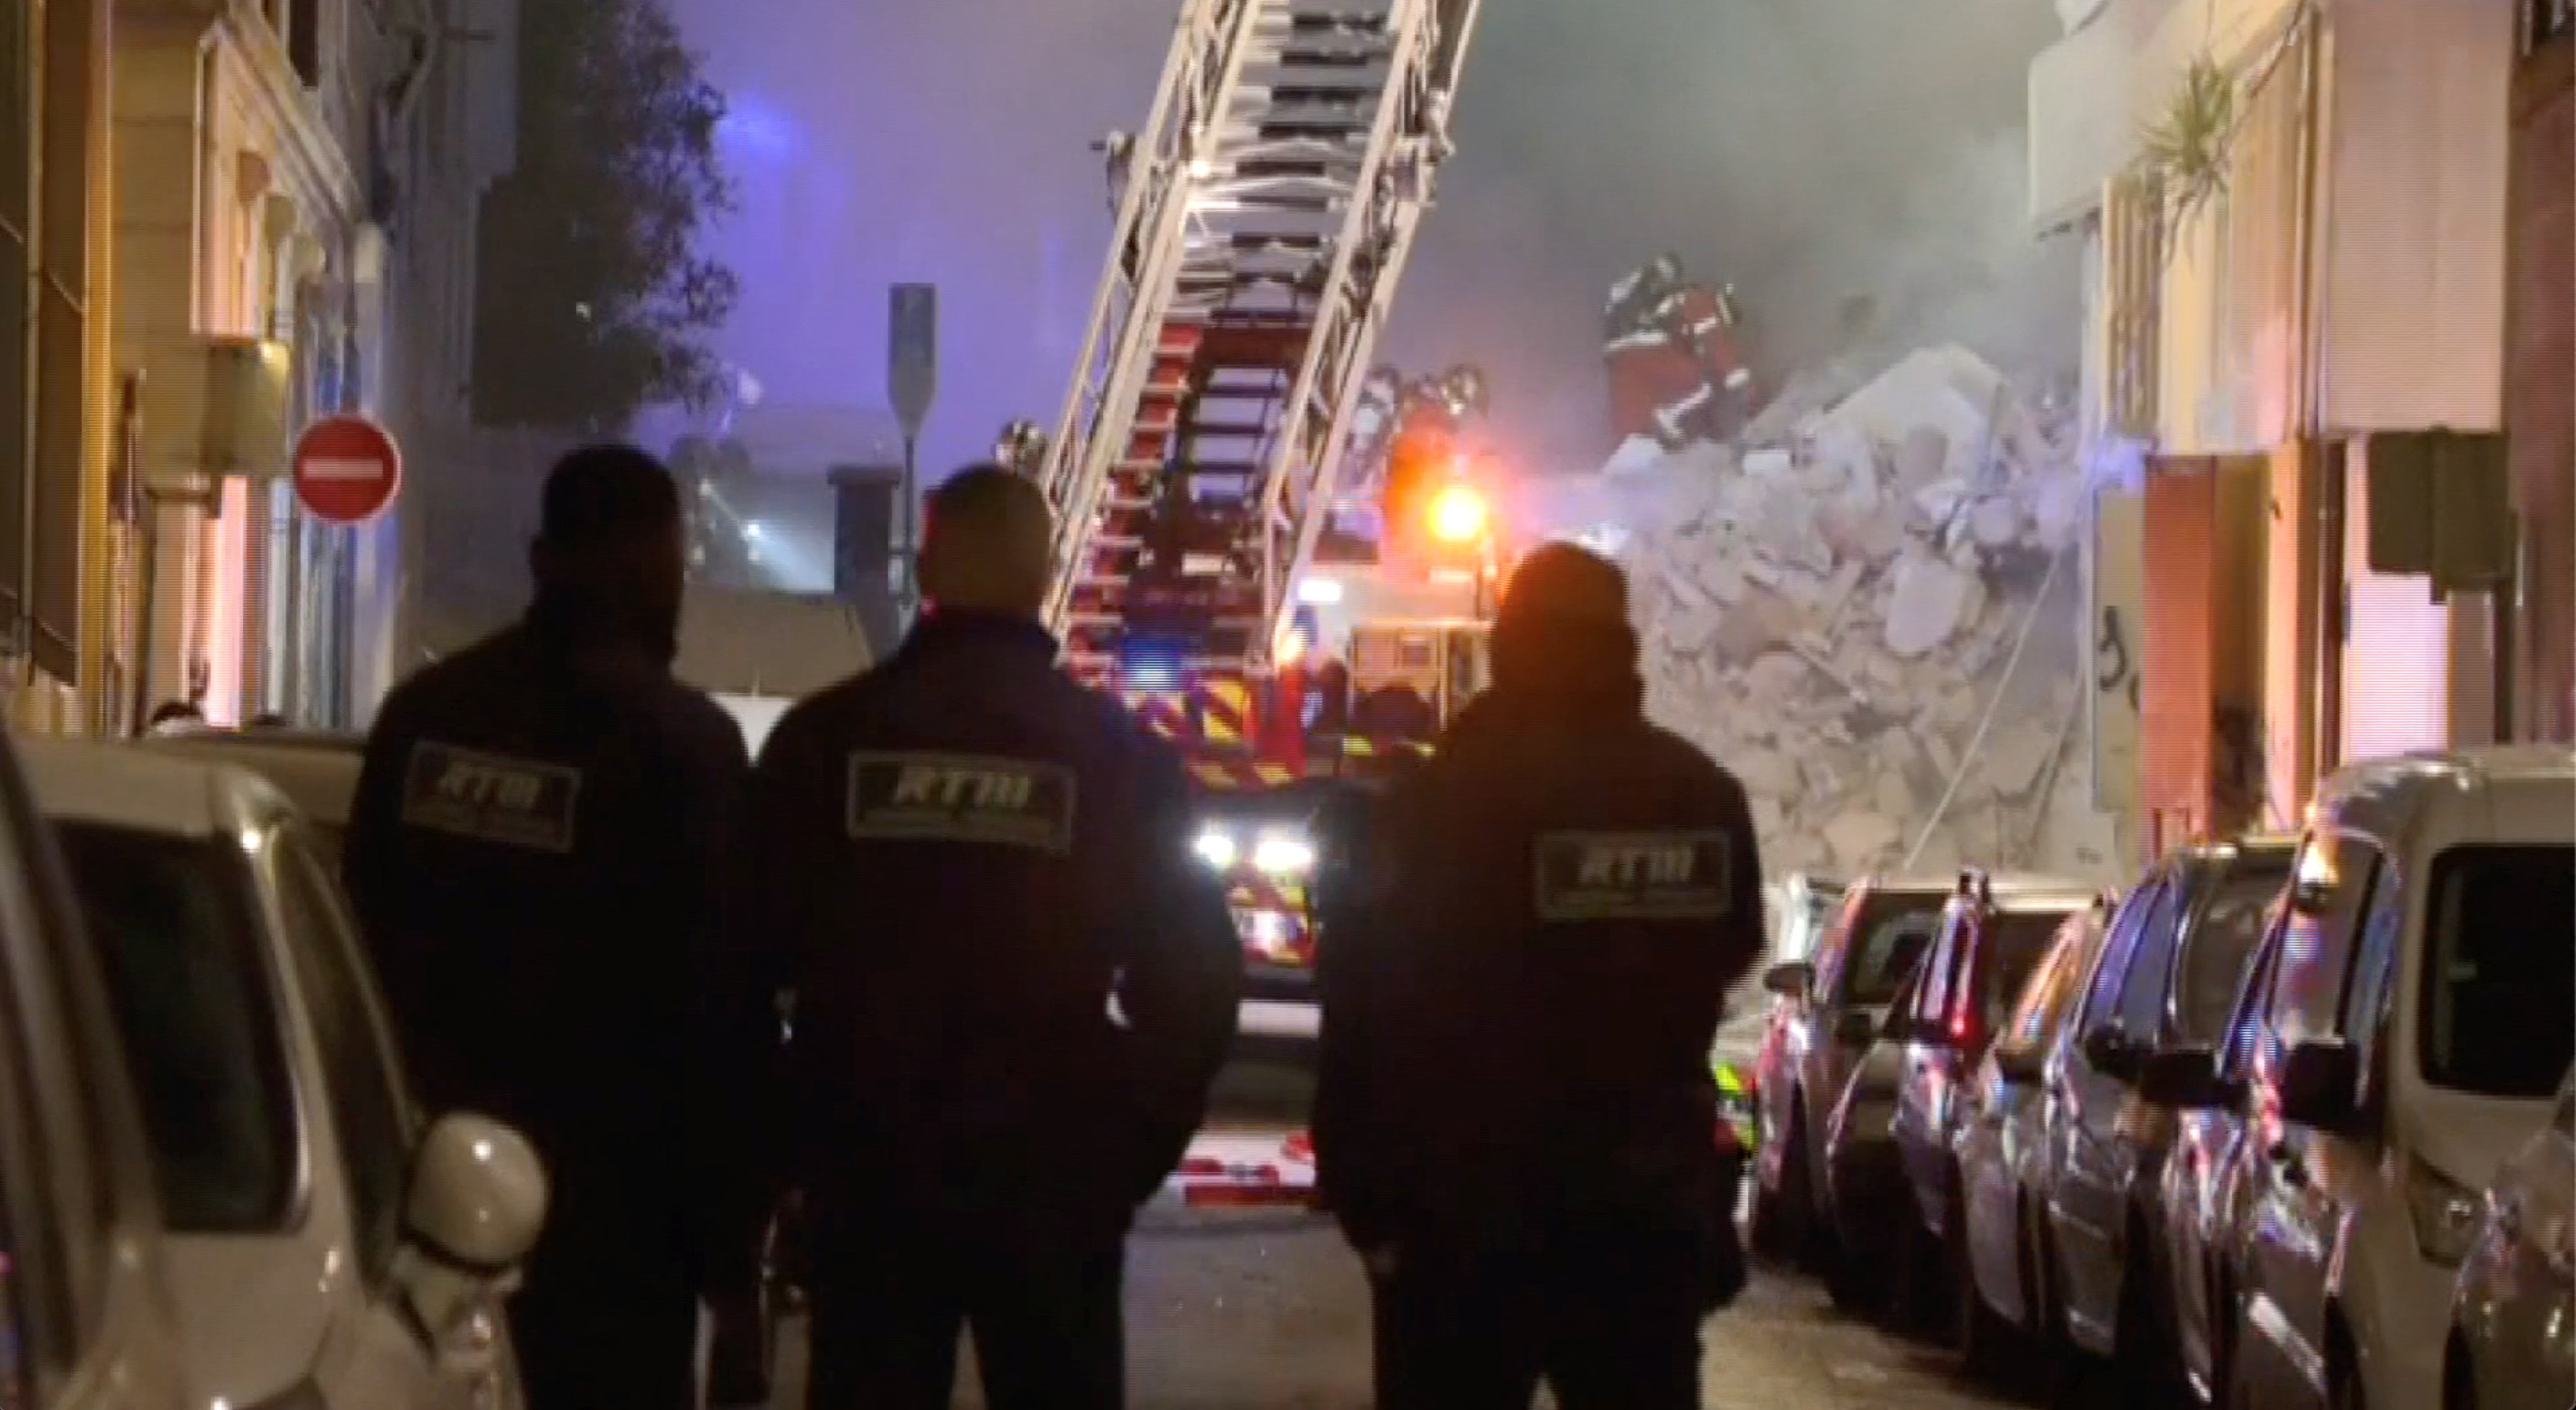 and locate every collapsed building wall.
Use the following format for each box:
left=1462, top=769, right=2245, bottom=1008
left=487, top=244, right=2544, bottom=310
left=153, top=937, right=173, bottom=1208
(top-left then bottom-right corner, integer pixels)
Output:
left=1546, top=345, right=2120, bottom=886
